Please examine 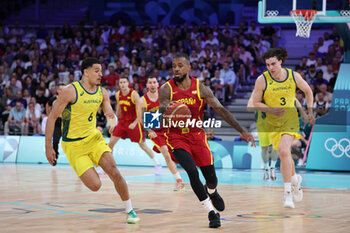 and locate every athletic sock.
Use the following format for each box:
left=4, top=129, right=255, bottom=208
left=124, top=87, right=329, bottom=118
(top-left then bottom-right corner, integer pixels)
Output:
left=124, top=199, right=133, bottom=213
left=284, top=183, right=292, bottom=194
left=152, top=157, right=160, bottom=166
left=173, top=172, right=182, bottom=181
left=264, top=163, right=269, bottom=170
left=291, top=174, right=298, bottom=185
left=201, top=197, right=216, bottom=213
left=270, top=160, right=277, bottom=168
